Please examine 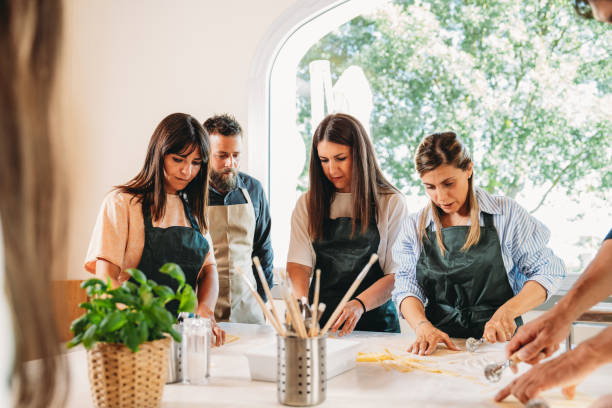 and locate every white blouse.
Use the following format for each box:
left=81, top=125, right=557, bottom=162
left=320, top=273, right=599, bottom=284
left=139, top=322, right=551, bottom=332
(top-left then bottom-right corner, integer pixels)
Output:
left=287, top=191, right=409, bottom=275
